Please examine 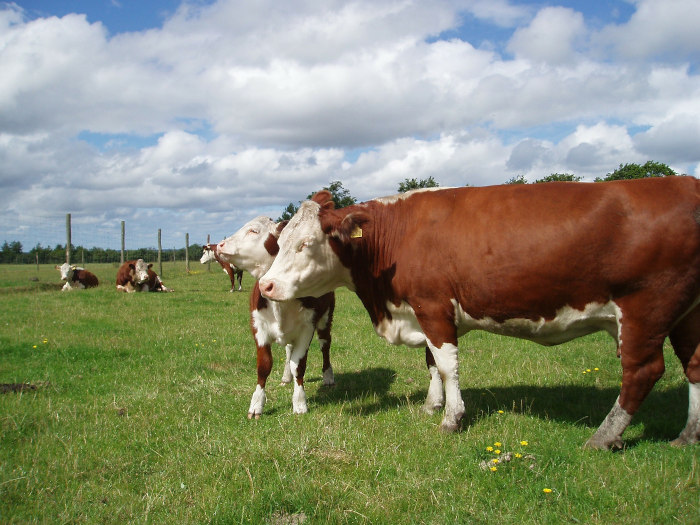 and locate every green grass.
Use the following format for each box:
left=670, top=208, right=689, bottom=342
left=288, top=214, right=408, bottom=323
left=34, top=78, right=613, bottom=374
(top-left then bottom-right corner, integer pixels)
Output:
left=0, top=263, right=698, bottom=524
